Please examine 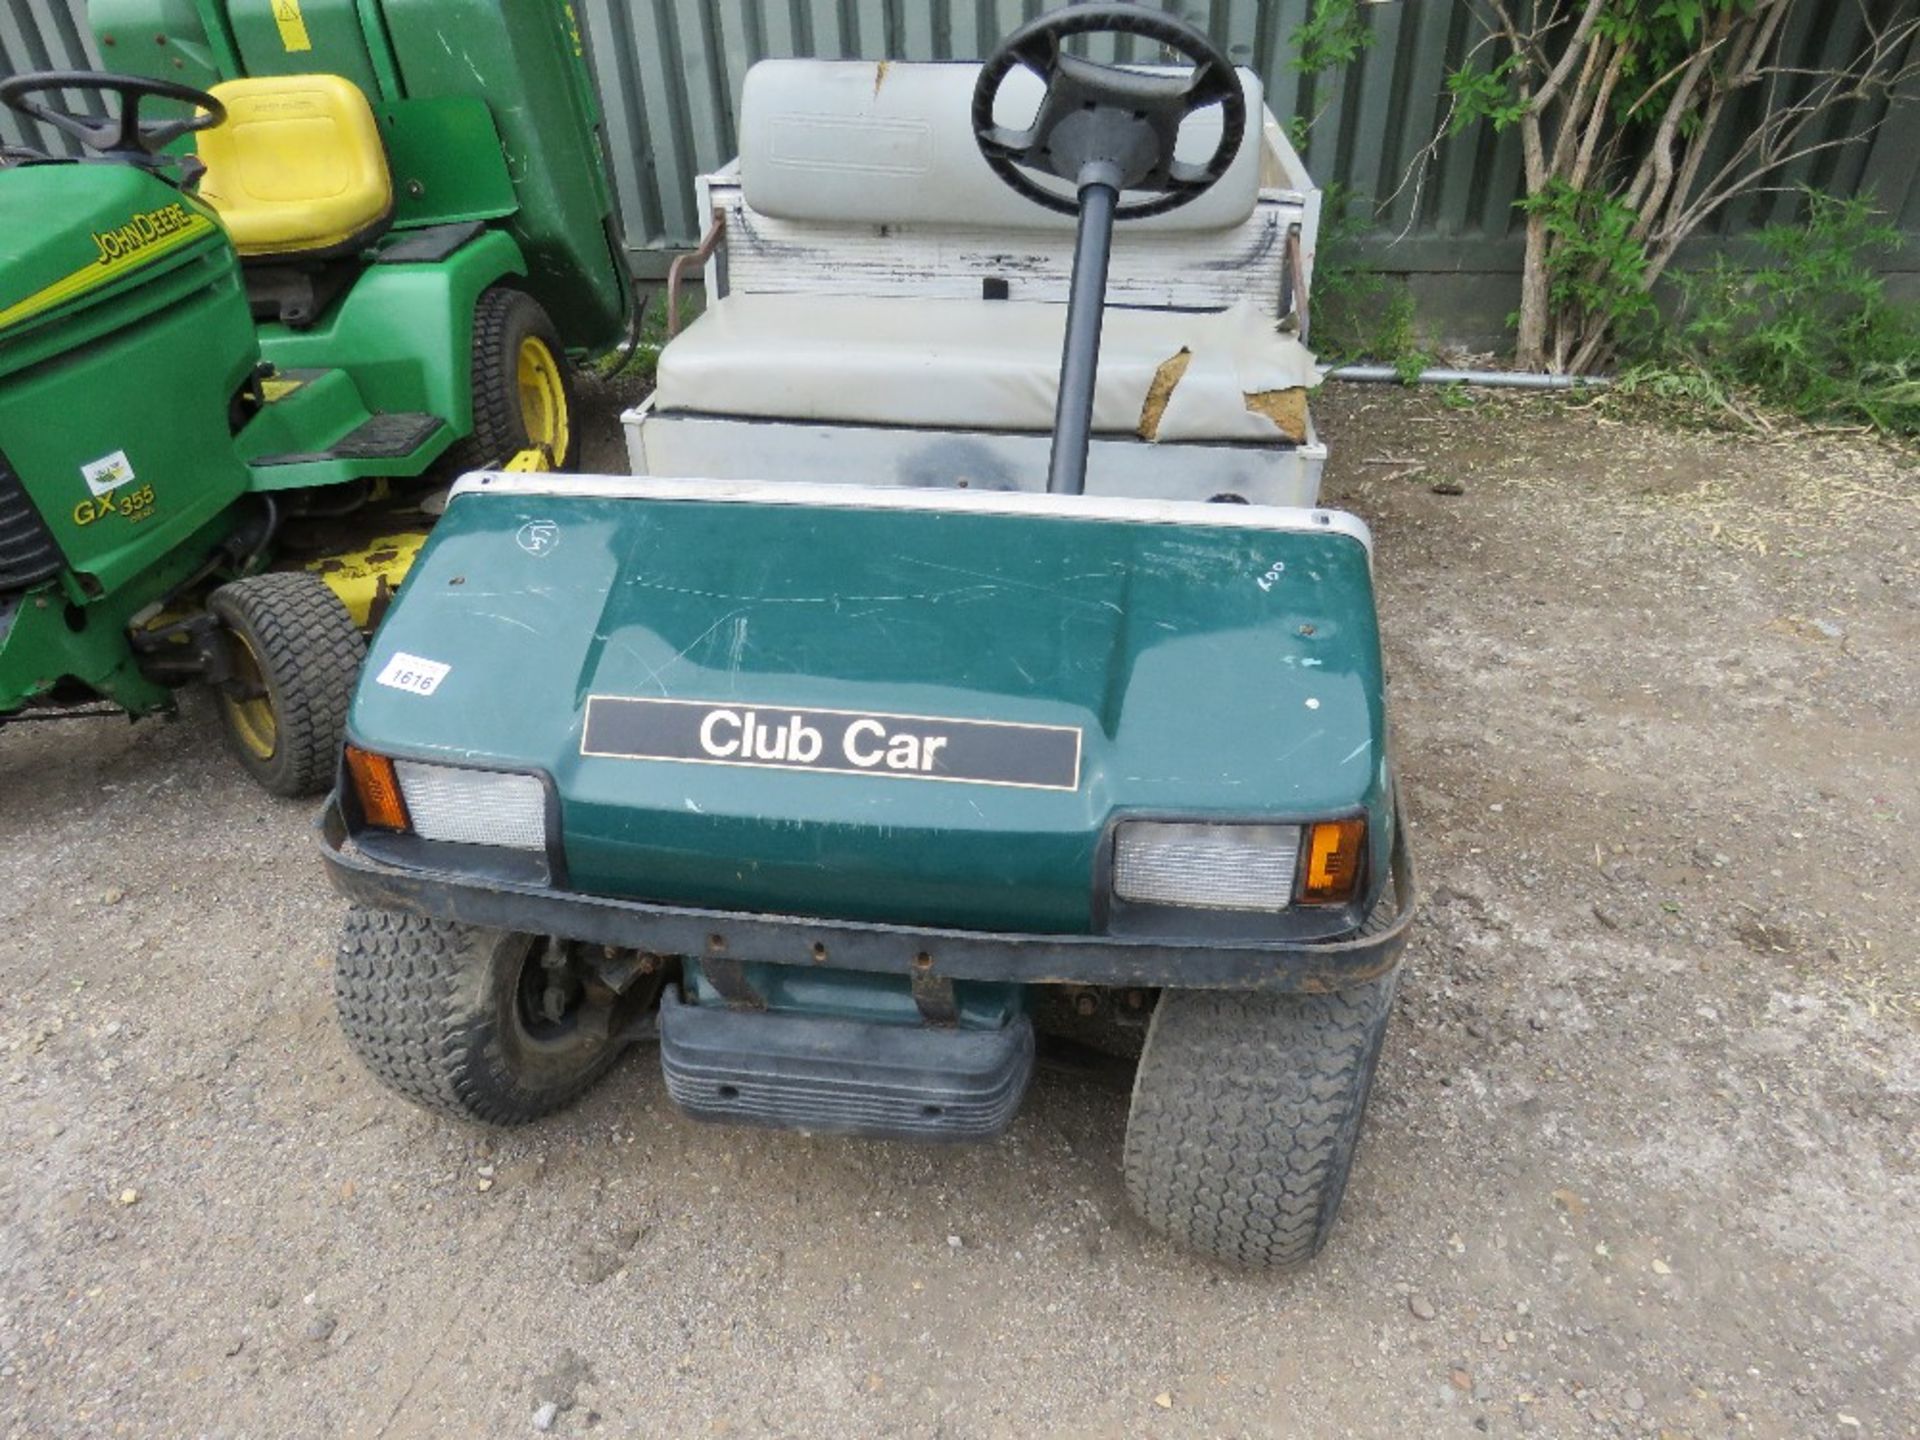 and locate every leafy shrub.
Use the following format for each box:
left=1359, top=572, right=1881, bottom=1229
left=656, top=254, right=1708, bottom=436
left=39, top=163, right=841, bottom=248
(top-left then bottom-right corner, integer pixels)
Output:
left=1641, top=194, right=1920, bottom=436
left=1307, top=184, right=1432, bottom=377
